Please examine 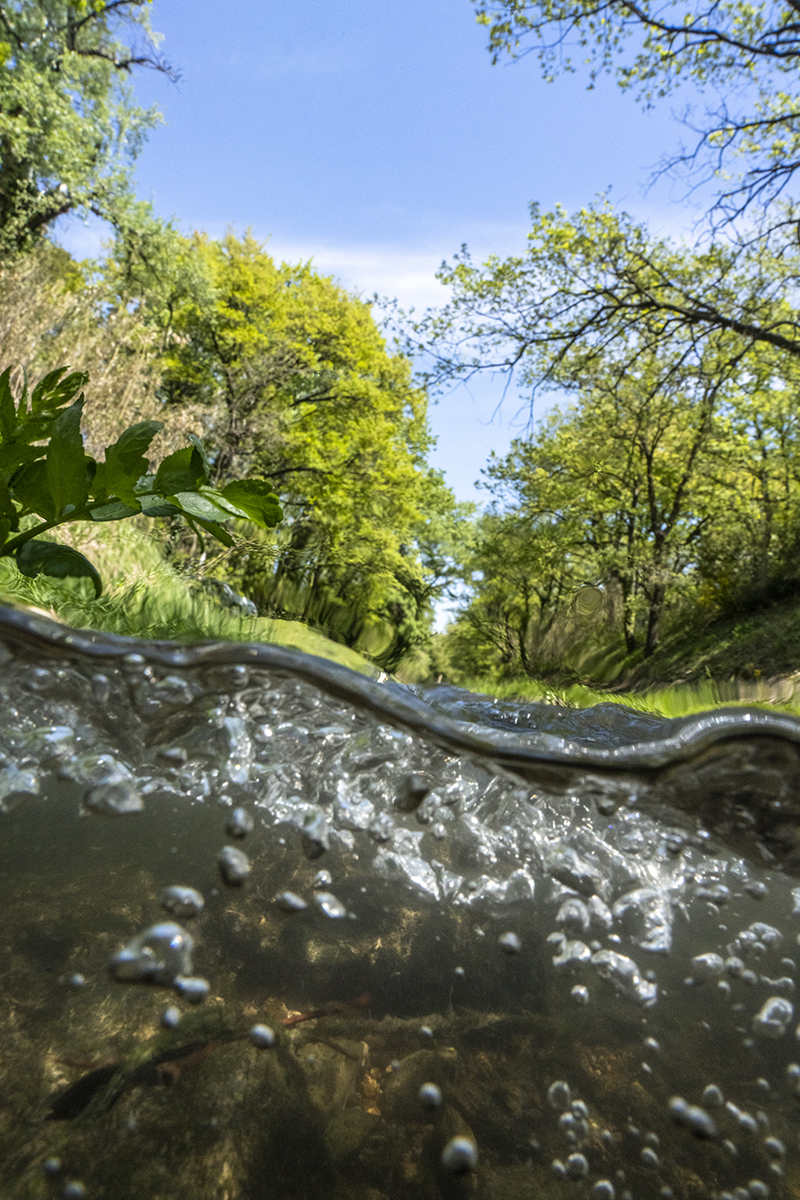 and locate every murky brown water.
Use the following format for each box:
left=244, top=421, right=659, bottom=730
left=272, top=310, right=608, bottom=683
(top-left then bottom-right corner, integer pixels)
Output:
left=1, top=607, right=799, bottom=1200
